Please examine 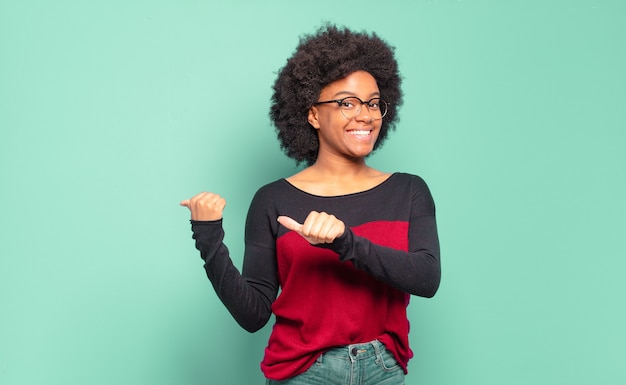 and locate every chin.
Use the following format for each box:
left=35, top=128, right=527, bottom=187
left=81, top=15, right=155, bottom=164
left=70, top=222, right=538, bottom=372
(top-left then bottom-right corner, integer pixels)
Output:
left=348, top=148, right=375, bottom=159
